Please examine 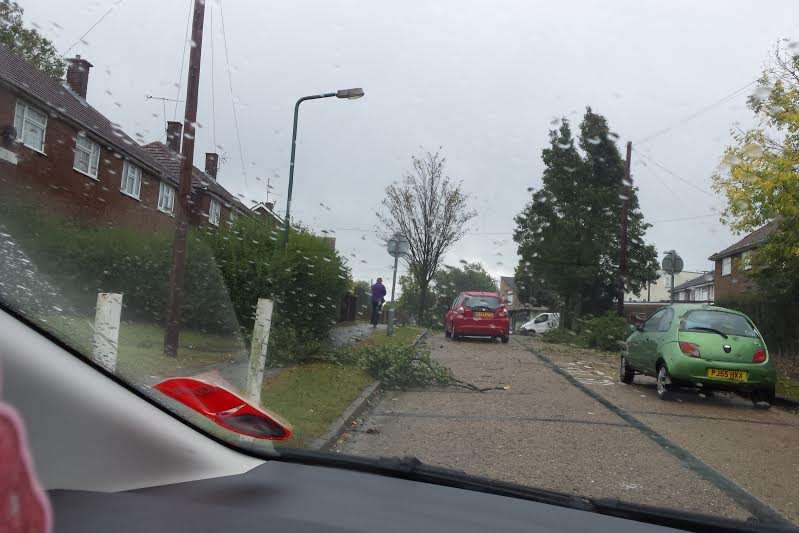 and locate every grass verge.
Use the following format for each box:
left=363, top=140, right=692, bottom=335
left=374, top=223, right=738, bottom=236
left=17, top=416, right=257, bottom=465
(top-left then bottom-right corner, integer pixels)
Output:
left=261, top=326, right=424, bottom=448
left=36, top=315, right=244, bottom=384
left=262, top=362, right=374, bottom=448
left=357, top=325, right=423, bottom=349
